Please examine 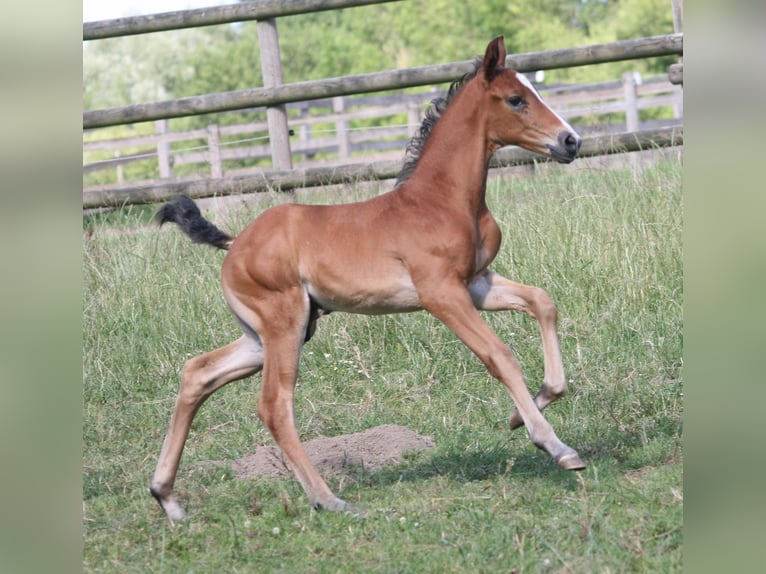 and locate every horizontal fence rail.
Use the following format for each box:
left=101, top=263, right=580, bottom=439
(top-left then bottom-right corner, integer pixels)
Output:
left=83, top=0, right=403, bottom=40
left=83, top=75, right=681, bottom=184
left=83, top=34, right=682, bottom=129
left=83, top=126, right=682, bottom=209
